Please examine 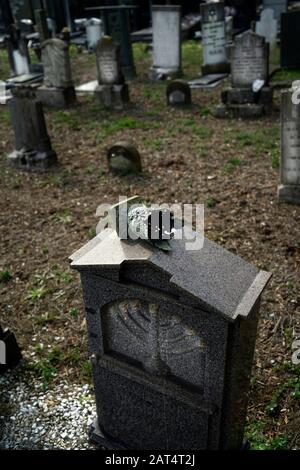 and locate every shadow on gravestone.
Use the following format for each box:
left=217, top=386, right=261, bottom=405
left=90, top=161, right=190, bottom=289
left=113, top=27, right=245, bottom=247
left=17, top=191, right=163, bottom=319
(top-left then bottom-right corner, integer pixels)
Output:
left=7, top=86, right=57, bottom=172
left=166, top=80, right=192, bottom=107
left=37, top=38, right=77, bottom=108
left=107, top=142, right=142, bottom=176
left=94, top=36, right=130, bottom=111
